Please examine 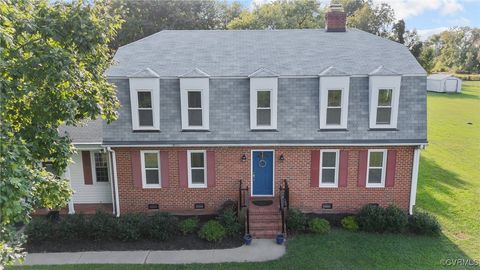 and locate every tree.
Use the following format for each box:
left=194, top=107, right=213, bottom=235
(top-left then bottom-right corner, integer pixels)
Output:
left=0, top=0, right=122, bottom=266
left=345, top=1, right=395, bottom=37
left=392, top=19, right=405, bottom=44
left=418, top=47, right=435, bottom=73
left=404, top=29, right=423, bottom=59
left=227, top=0, right=324, bottom=30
